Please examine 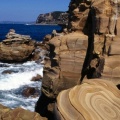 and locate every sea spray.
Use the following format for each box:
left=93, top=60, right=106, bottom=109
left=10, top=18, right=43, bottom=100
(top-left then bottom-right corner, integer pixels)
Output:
left=0, top=61, right=43, bottom=111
